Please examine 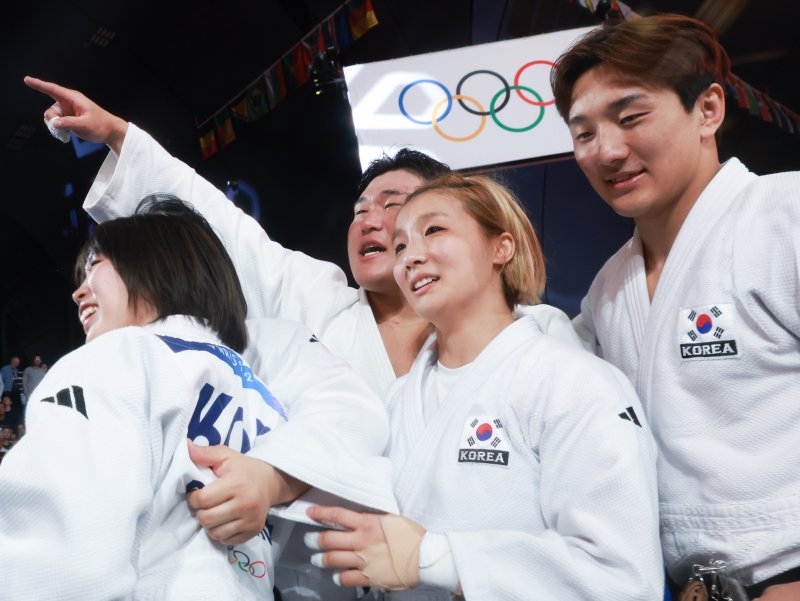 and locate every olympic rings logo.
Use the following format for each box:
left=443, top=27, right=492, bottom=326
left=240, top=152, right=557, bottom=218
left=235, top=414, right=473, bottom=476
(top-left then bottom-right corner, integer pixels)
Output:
left=228, top=548, right=268, bottom=579
left=398, top=61, right=556, bottom=141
